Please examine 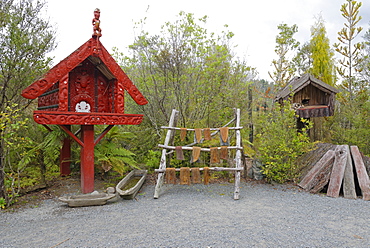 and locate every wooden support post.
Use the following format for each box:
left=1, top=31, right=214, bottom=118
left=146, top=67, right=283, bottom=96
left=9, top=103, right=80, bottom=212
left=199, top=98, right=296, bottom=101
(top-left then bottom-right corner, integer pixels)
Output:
left=80, top=125, right=95, bottom=194
left=60, top=125, right=71, bottom=176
